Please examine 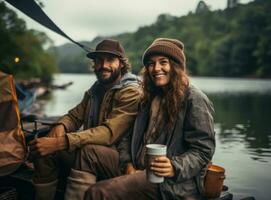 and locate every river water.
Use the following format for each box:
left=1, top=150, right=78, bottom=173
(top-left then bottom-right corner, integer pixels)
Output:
left=41, top=74, right=271, bottom=200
